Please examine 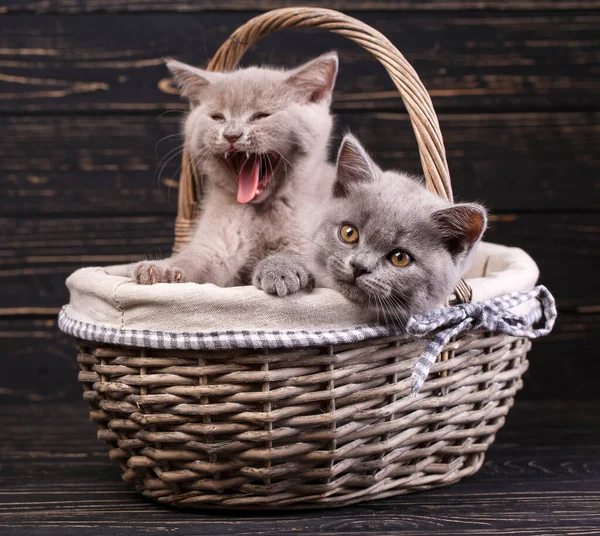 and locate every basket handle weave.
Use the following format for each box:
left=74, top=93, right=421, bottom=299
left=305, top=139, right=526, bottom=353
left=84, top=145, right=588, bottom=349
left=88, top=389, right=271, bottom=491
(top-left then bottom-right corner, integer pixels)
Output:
left=174, top=7, right=472, bottom=303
